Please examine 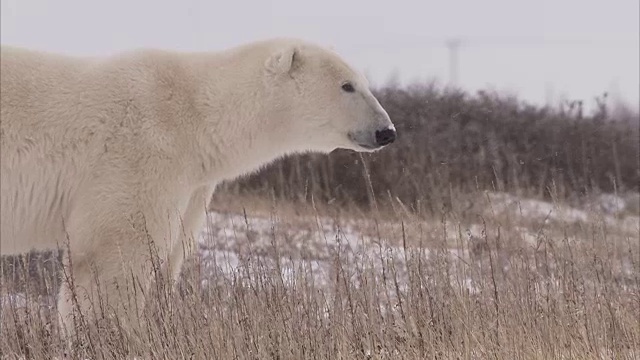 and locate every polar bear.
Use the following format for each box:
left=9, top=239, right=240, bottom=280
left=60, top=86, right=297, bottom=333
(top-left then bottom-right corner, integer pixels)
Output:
left=0, top=38, right=396, bottom=336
